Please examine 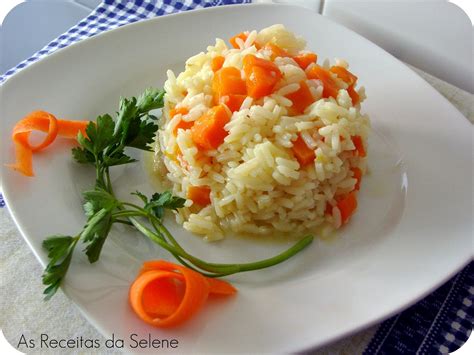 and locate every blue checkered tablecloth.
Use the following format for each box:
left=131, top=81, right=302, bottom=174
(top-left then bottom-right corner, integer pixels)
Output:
left=1, top=1, right=472, bottom=353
